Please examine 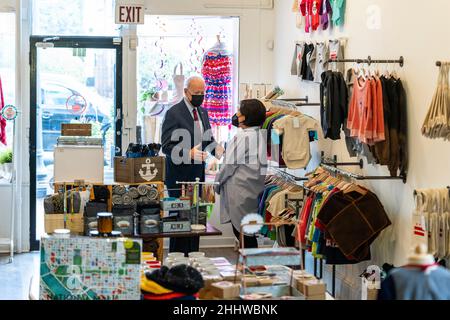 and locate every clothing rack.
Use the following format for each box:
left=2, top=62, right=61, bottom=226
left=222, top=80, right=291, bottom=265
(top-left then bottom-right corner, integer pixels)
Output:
left=414, top=186, right=450, bottom=197
left=321, top=155, right=364, bottom=169
left=328, top=56, right=404, bottom=67
left=312, top=154, right=376, bottom=297
left=276, top=96, right=321, bottom=107
left=277, top=96, right=309, bottom=103
left=320, top=163, right=407, bottom=183
left=271, top=167, right=309, bottom=182
left=436, top=61, right=450, bottom=67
